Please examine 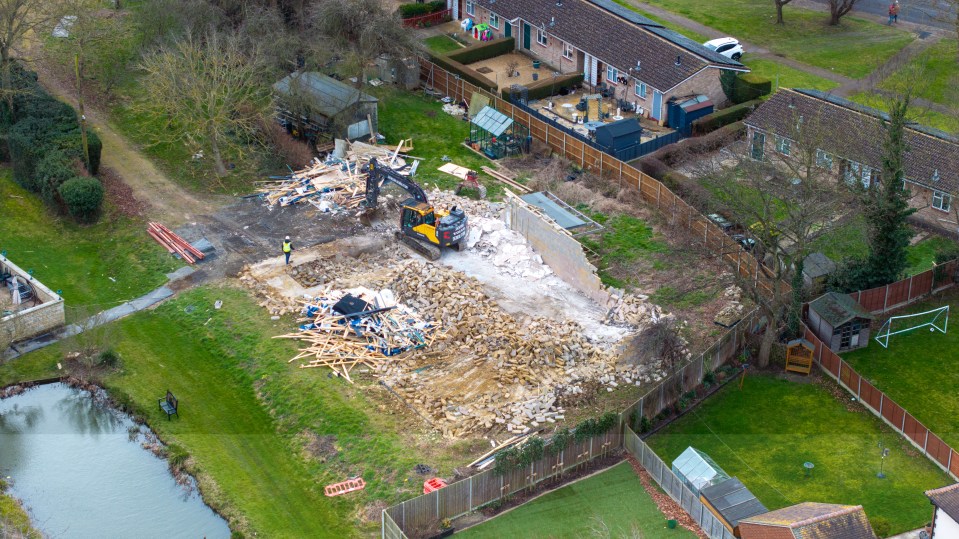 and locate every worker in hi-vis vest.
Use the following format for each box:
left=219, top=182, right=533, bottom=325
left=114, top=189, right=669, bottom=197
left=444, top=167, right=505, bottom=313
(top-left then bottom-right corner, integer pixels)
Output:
left=282, top=236, right=293, bottom=265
